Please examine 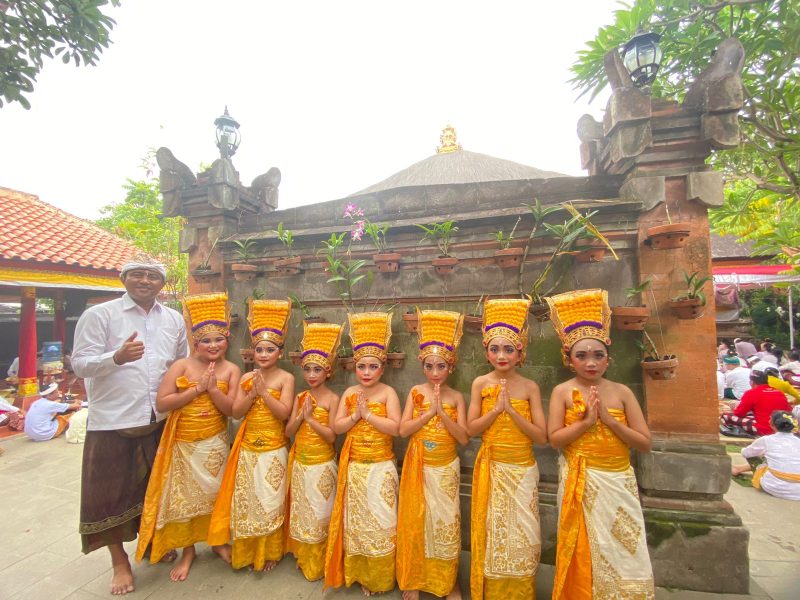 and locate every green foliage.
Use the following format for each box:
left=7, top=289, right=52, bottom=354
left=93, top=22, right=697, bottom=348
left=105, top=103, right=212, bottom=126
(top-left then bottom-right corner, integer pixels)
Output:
left=274, top=222, right=295, bottom=256
left=1, top=1, right=120, bottom=109
left=363, top=221, right=390, bottom=253
left=571, top=0, right=800, bottom=266
left=493, top=217, right=521, bottom=250
left=673, top=270, right=712, bottom=304
left=289, top=293, right=311, bottom=318
left=318, top=231, right=374, bottom=312
left=96, top=174, right=187, bottom=303
left=232, top=237, right=257, bottom=263
left=625, top=278, right=652, bottom=306
left=739, top=287, right=798, bottom=348
left=416, top=220, right=459, bottom=257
